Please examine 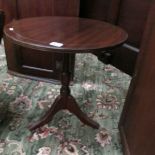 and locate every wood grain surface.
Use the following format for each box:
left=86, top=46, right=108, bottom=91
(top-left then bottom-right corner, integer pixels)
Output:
left=4, top=16, right=127, bottom=53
